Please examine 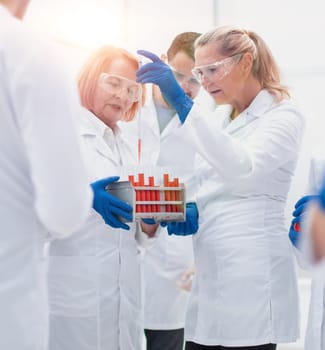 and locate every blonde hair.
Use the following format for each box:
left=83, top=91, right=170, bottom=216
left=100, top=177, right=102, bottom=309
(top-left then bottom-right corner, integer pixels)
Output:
left=195, top=26, right=289, bottom=101
left=78, top=46, right=145, bottom=122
